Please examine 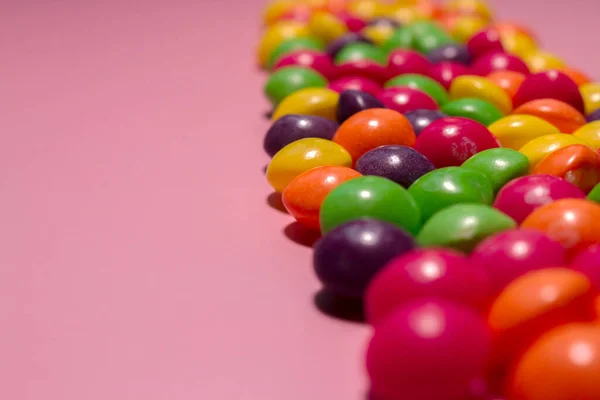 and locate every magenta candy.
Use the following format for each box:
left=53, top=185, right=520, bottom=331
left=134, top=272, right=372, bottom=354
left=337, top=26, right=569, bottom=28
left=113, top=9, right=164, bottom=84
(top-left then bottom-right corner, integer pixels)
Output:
left=493, top=174, right=587, bottom=224
left=337, top=11, right=367, bottom=32
left=513, top=70, right=586, bottom=114
left=328, top=76, right=382, bottom=97
left=366, top=299, right=490, bottom=400
left=378, top=87, right=438, bottom=114
left=387, top=50, right=432, bottom=78
left=428, top=62, right=470, bottom=89
left=471, top=229, right=568, bottom=294
left=470, top=51, right=530, bottom=76
left=365, top=249, right=490, bottom=325
left=336, top=59, right=390, bottom=84
left=414, top=117, right=500, bottom=167
left=467, top=29, right=504, bottom=59
left=571, top=244, right=600, bottom=290
left=273, top=50, right=337, bottom=80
